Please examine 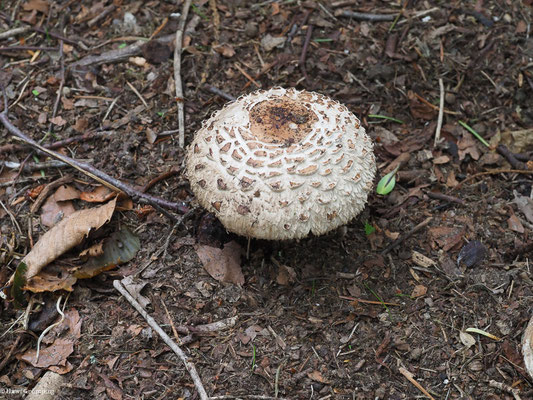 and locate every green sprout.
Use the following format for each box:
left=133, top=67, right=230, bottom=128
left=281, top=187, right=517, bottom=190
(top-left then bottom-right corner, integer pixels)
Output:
left=313, top=38, right=333, bottom=43
left=364, top=222, right=375, bottom=236
left=118, top=43, right=127, bottom=49
left=376, top=165, right=399, bottom=195
left=458, top=120, right=490, bottom=148
left=368, top=114, right=404, bottom=124
left=32, top=89, right=40, bottom=96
